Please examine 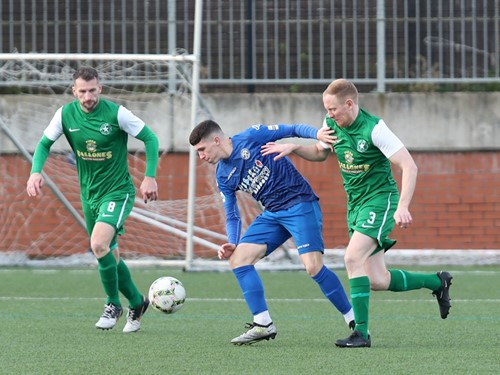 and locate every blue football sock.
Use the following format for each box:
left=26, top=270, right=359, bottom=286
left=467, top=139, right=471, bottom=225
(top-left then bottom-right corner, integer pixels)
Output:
left=233, top=265, right=268, bottom=315
left=312, top=265, right=352, bottom=314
